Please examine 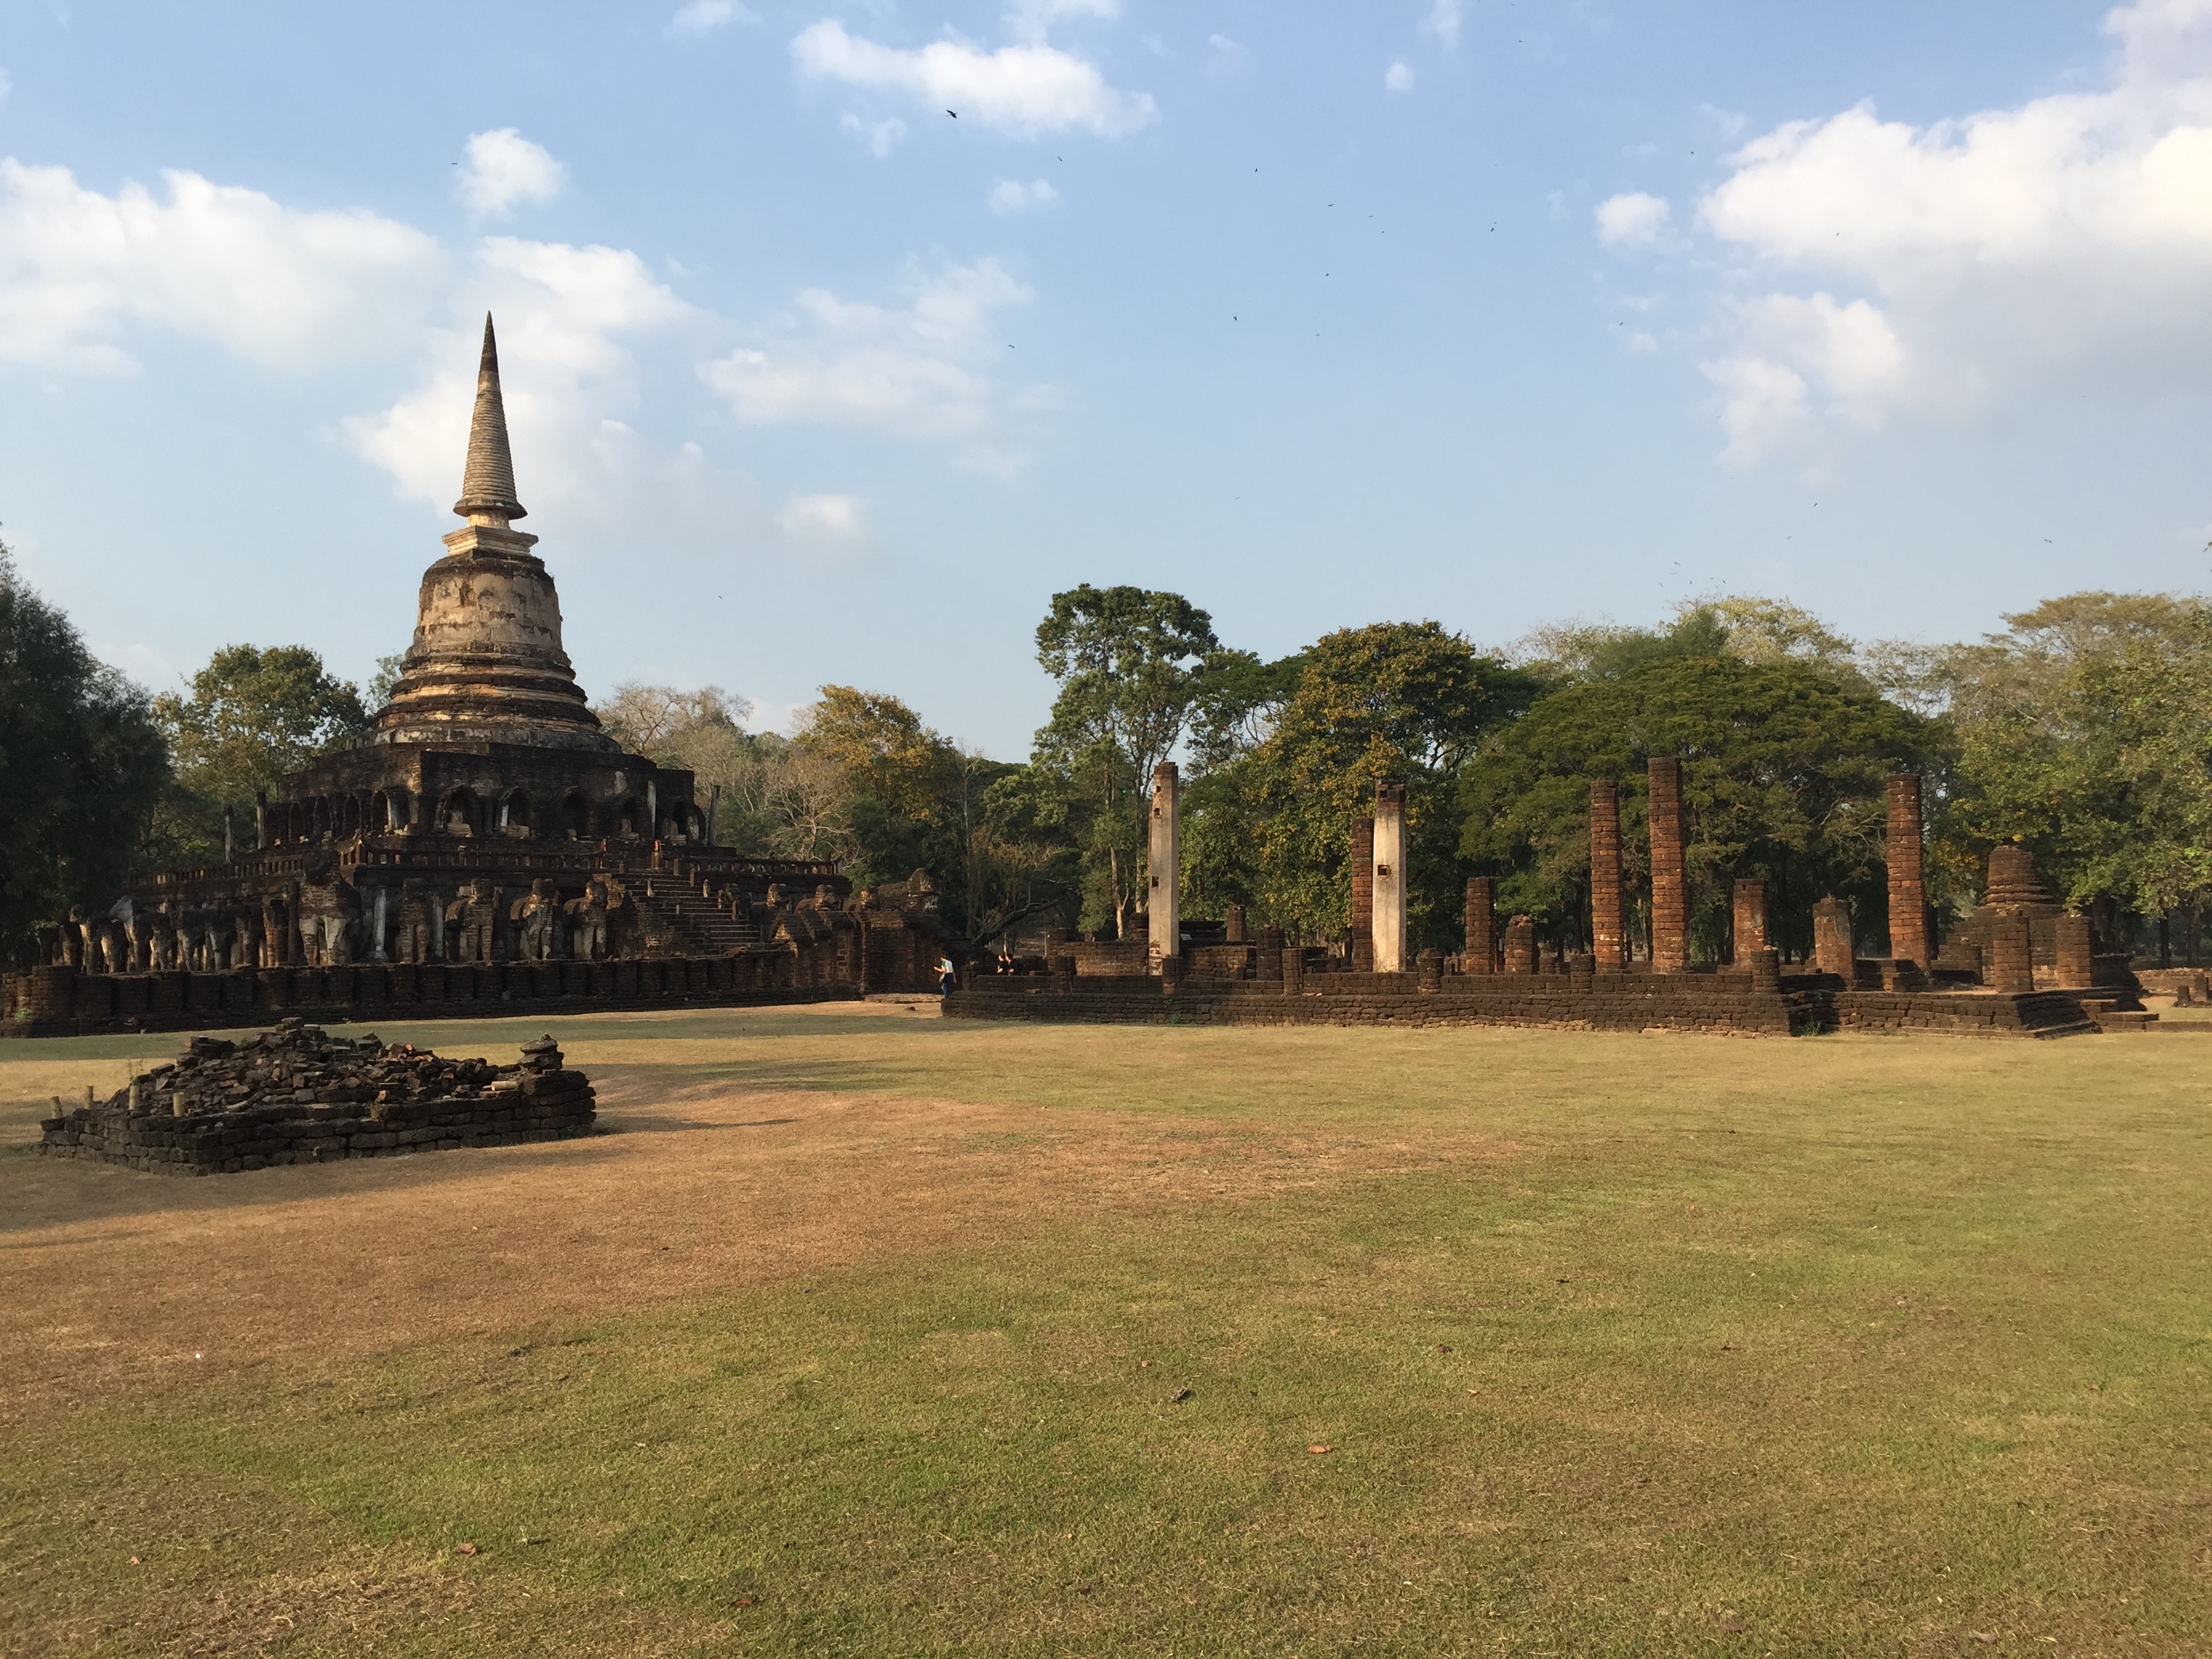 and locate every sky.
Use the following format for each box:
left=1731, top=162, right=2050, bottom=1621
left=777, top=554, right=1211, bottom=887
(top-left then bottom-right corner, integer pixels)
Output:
left=3, top=0, right=2211, bottom=756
